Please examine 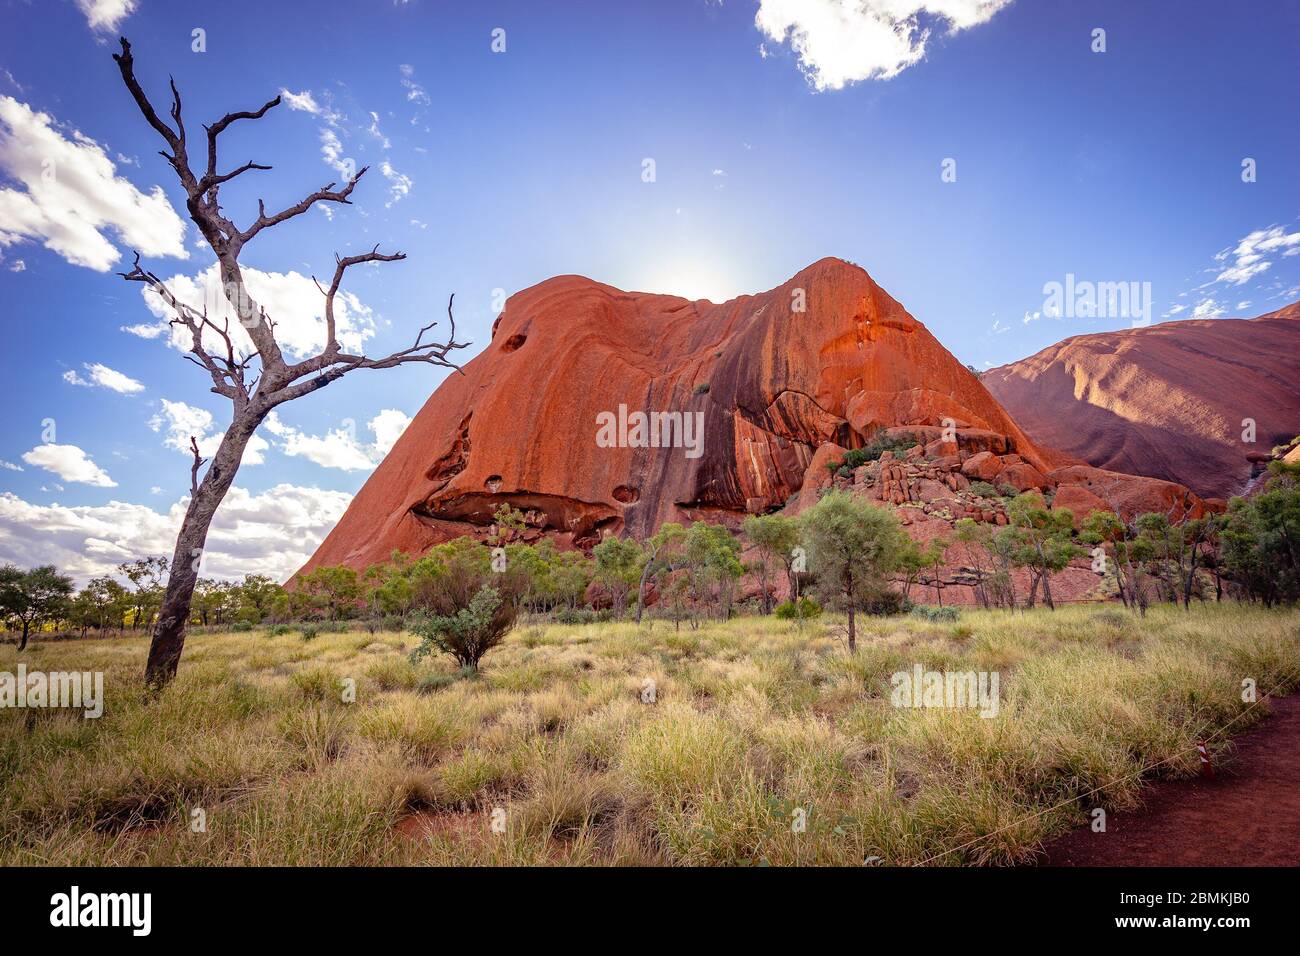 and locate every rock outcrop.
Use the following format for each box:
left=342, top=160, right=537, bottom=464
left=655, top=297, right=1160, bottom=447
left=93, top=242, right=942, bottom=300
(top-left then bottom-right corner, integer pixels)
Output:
left=983, top=305, right=1300, bottom=500
left=297, top=258, right=1210, bottom=580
